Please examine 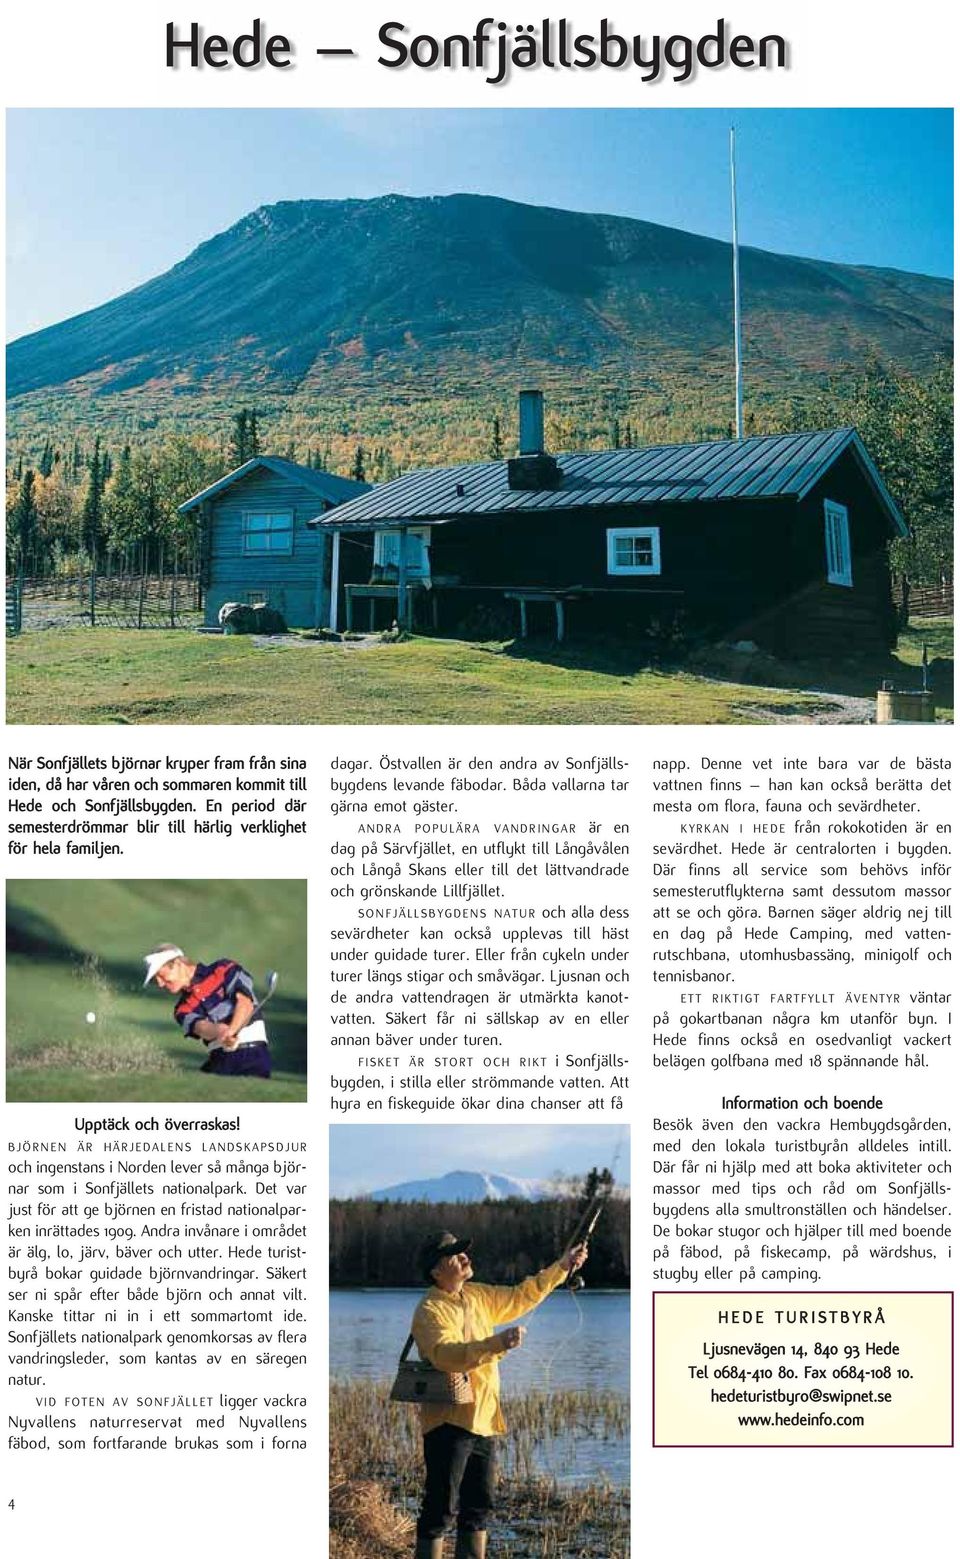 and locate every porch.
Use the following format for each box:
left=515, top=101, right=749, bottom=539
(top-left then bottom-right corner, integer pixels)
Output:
left=341, top=579, right=683, bottom=642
